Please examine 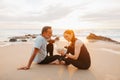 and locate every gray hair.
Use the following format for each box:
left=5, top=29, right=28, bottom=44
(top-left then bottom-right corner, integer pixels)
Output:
left=41, top=26, right=52, bottom=34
